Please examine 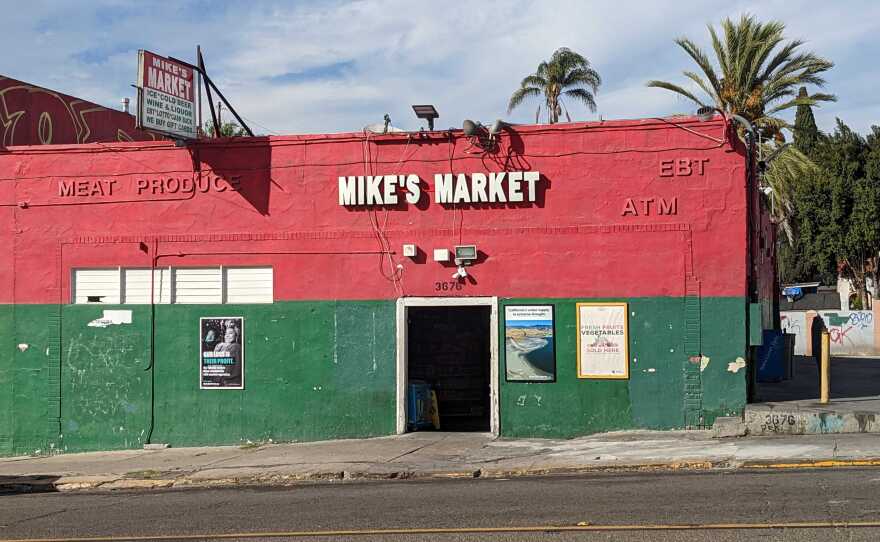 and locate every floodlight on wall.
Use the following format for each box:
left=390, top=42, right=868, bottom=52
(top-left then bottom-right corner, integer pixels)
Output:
left=489, top=119, right=511, bottom=138
left=412, top=104, right=439, bottom=130
left=462, top=119, right=482, bottom=136
left=462, top=119, right=495, bottom=151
